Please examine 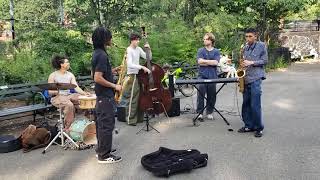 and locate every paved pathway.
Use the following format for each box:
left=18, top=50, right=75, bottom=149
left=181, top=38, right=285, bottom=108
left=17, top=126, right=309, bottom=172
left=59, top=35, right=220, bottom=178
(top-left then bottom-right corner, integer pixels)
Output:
left=1, top=61, right=320, bottom=180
